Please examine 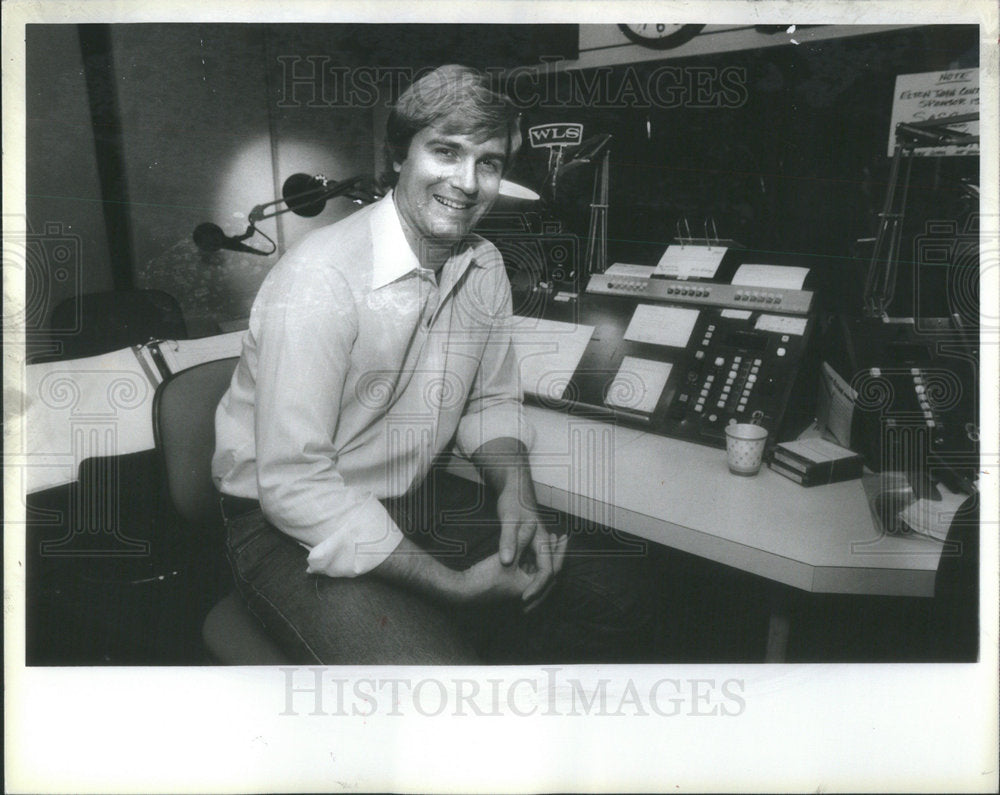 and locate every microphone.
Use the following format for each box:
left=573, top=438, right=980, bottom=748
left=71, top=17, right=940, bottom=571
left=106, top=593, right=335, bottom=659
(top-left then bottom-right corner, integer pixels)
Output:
left=193, top=222, right=269, bottom=255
